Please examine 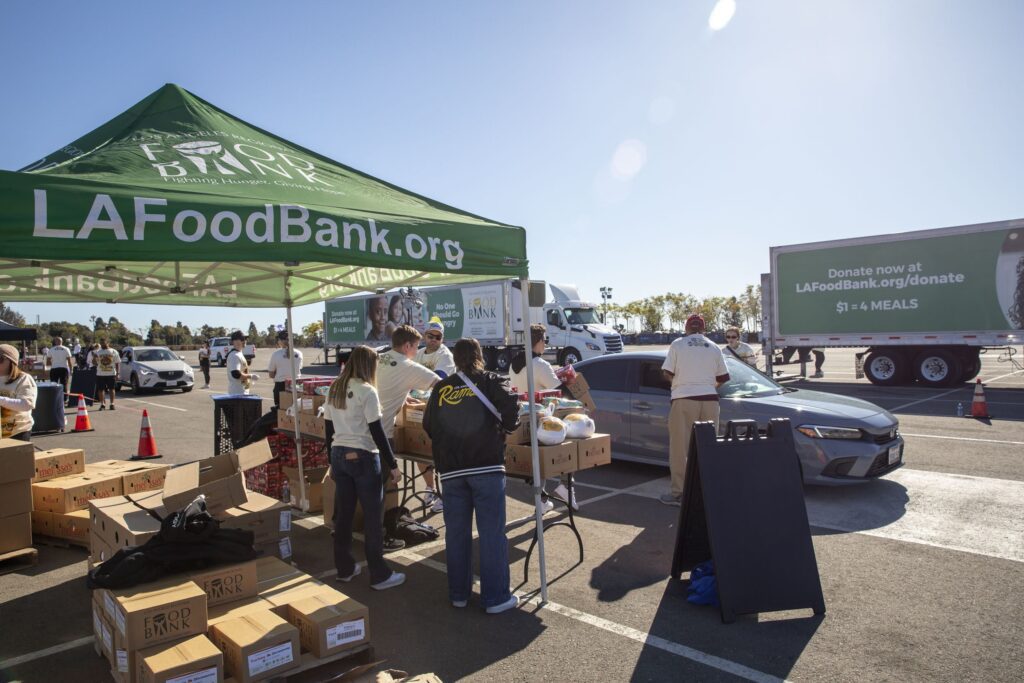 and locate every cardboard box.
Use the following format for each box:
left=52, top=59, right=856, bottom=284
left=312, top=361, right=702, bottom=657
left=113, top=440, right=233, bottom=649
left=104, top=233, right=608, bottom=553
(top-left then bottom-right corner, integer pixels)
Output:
left=574, top=433, right=612, bottom=470
left=284, top=585, right=370, bottom=657
left=0, top=512, right=33, bottom=553
left=282, top=466, right=327, bottom=513
left=298, top=413, right=326, bottom=439
left=277, top=408, right=296, bottom=433
left=505, top=441, right=579, bottom=478
left=90, top=460, right=170, bottom=495
left=137, top=633, right=224, bottom=683
left=210, top=610, right=300, bottom=682
left=162, top=439, right=273, bottom=515
left=51, top=509, right=91, bottom=545
left=32, top=509, right=53, bottom=536
left=280, top=392, right=325, bottom=415
left=396, top=424, right=432, bottom=457
left=564, top=372, right=597, bottom=412
left=0, top=479, right=32, bottom=517
left=110, top=579, right=209, bottom=652
left=255, top=537, right=293, bottom=561
left=32, top=472, right=123, bottom=513
left=0, top=438, right=35, bottom=481
left=32, top=448, right=85, bottom=482
left=189, top=559, right=260, bottom=607
left=93, top=594, right=115, bottom=662
left=505, top=420, right=530, bottom=445
left=208, top=594, right=275, bottom=628
left=218, top=491, right=290, bottom=546
left=402, top=400, right=426, bottom=425
left=90, top=491, right=165, bottom=554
